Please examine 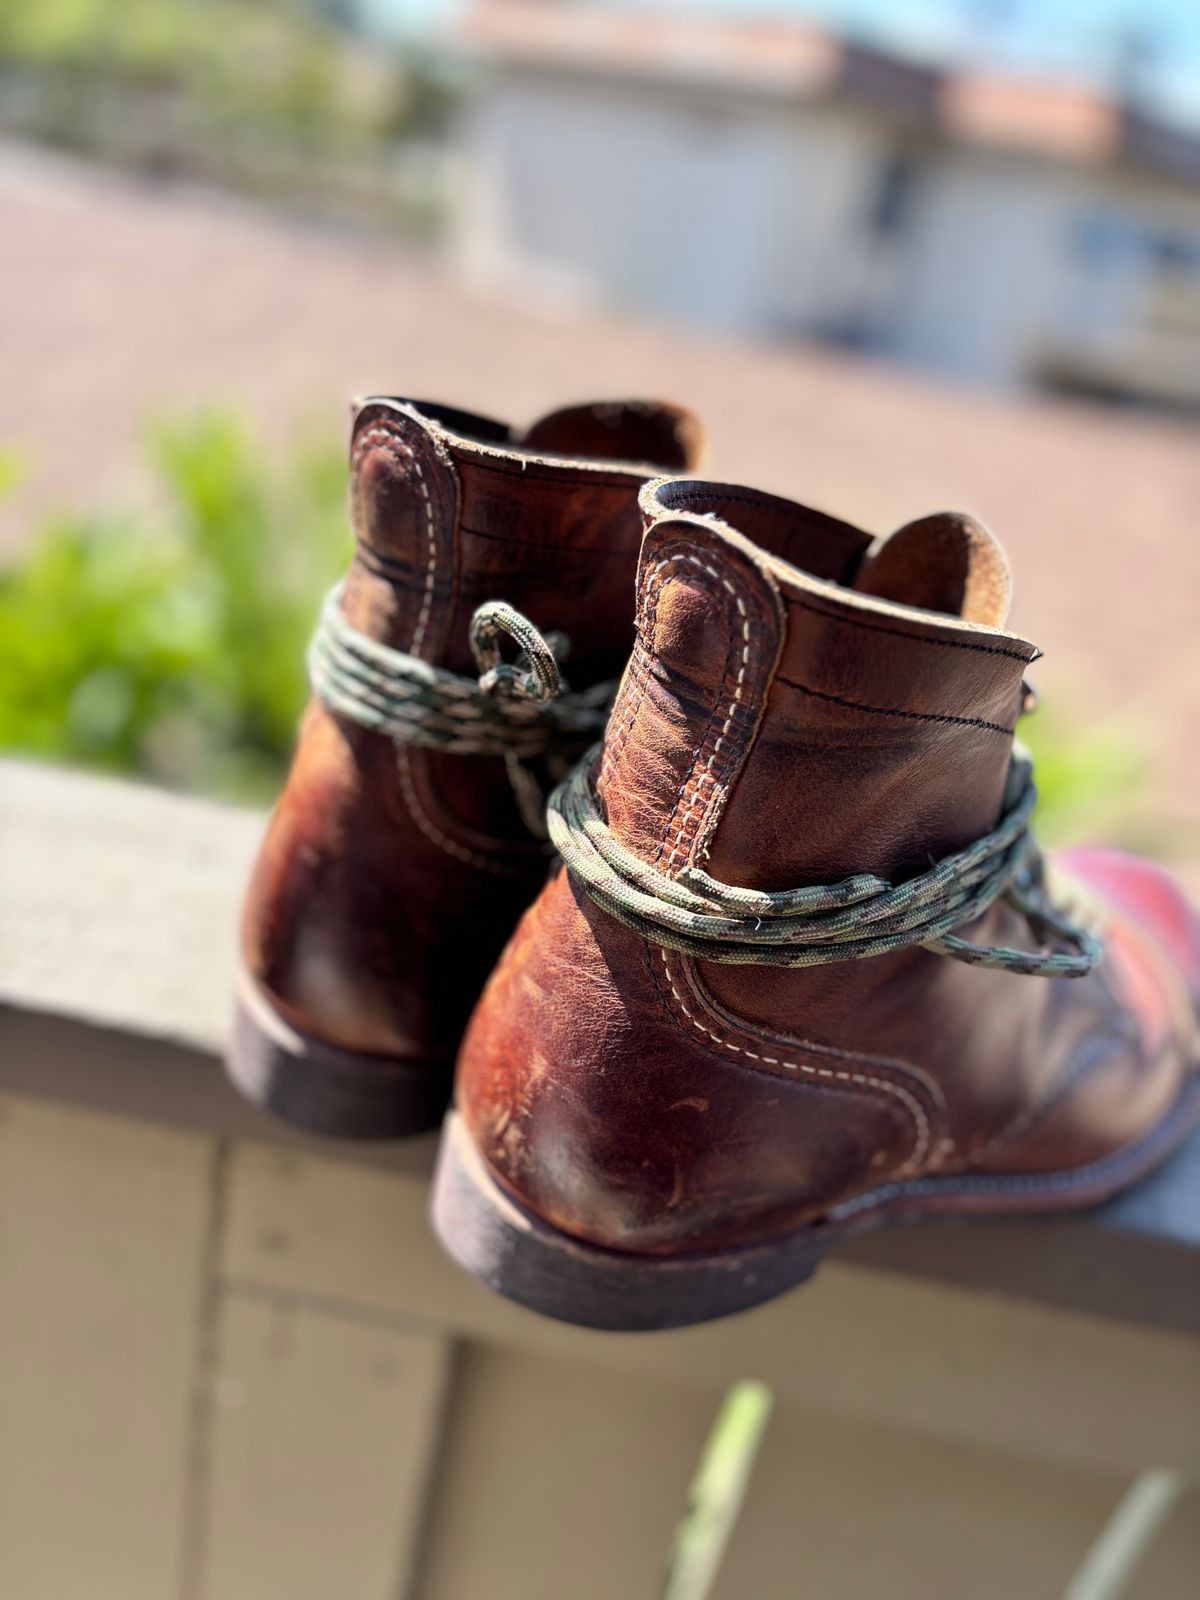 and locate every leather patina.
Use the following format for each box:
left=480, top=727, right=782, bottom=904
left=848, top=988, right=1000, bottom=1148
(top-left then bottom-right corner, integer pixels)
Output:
left=234, top=398, right=706, bottom=1133
left=453, top=478, right=1199, bottom=1258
